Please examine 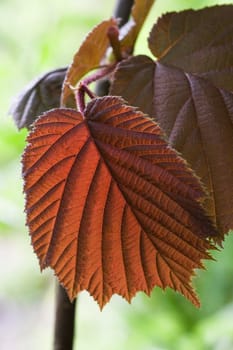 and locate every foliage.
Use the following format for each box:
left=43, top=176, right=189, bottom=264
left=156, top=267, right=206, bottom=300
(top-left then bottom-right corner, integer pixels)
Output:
left=3, top=0, right=233, bottom=349
left=23, top=94, right=216, bottom=307
left=13, top=1, right=233, bottom=311
left=111, top=6, right=233, bottom=238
